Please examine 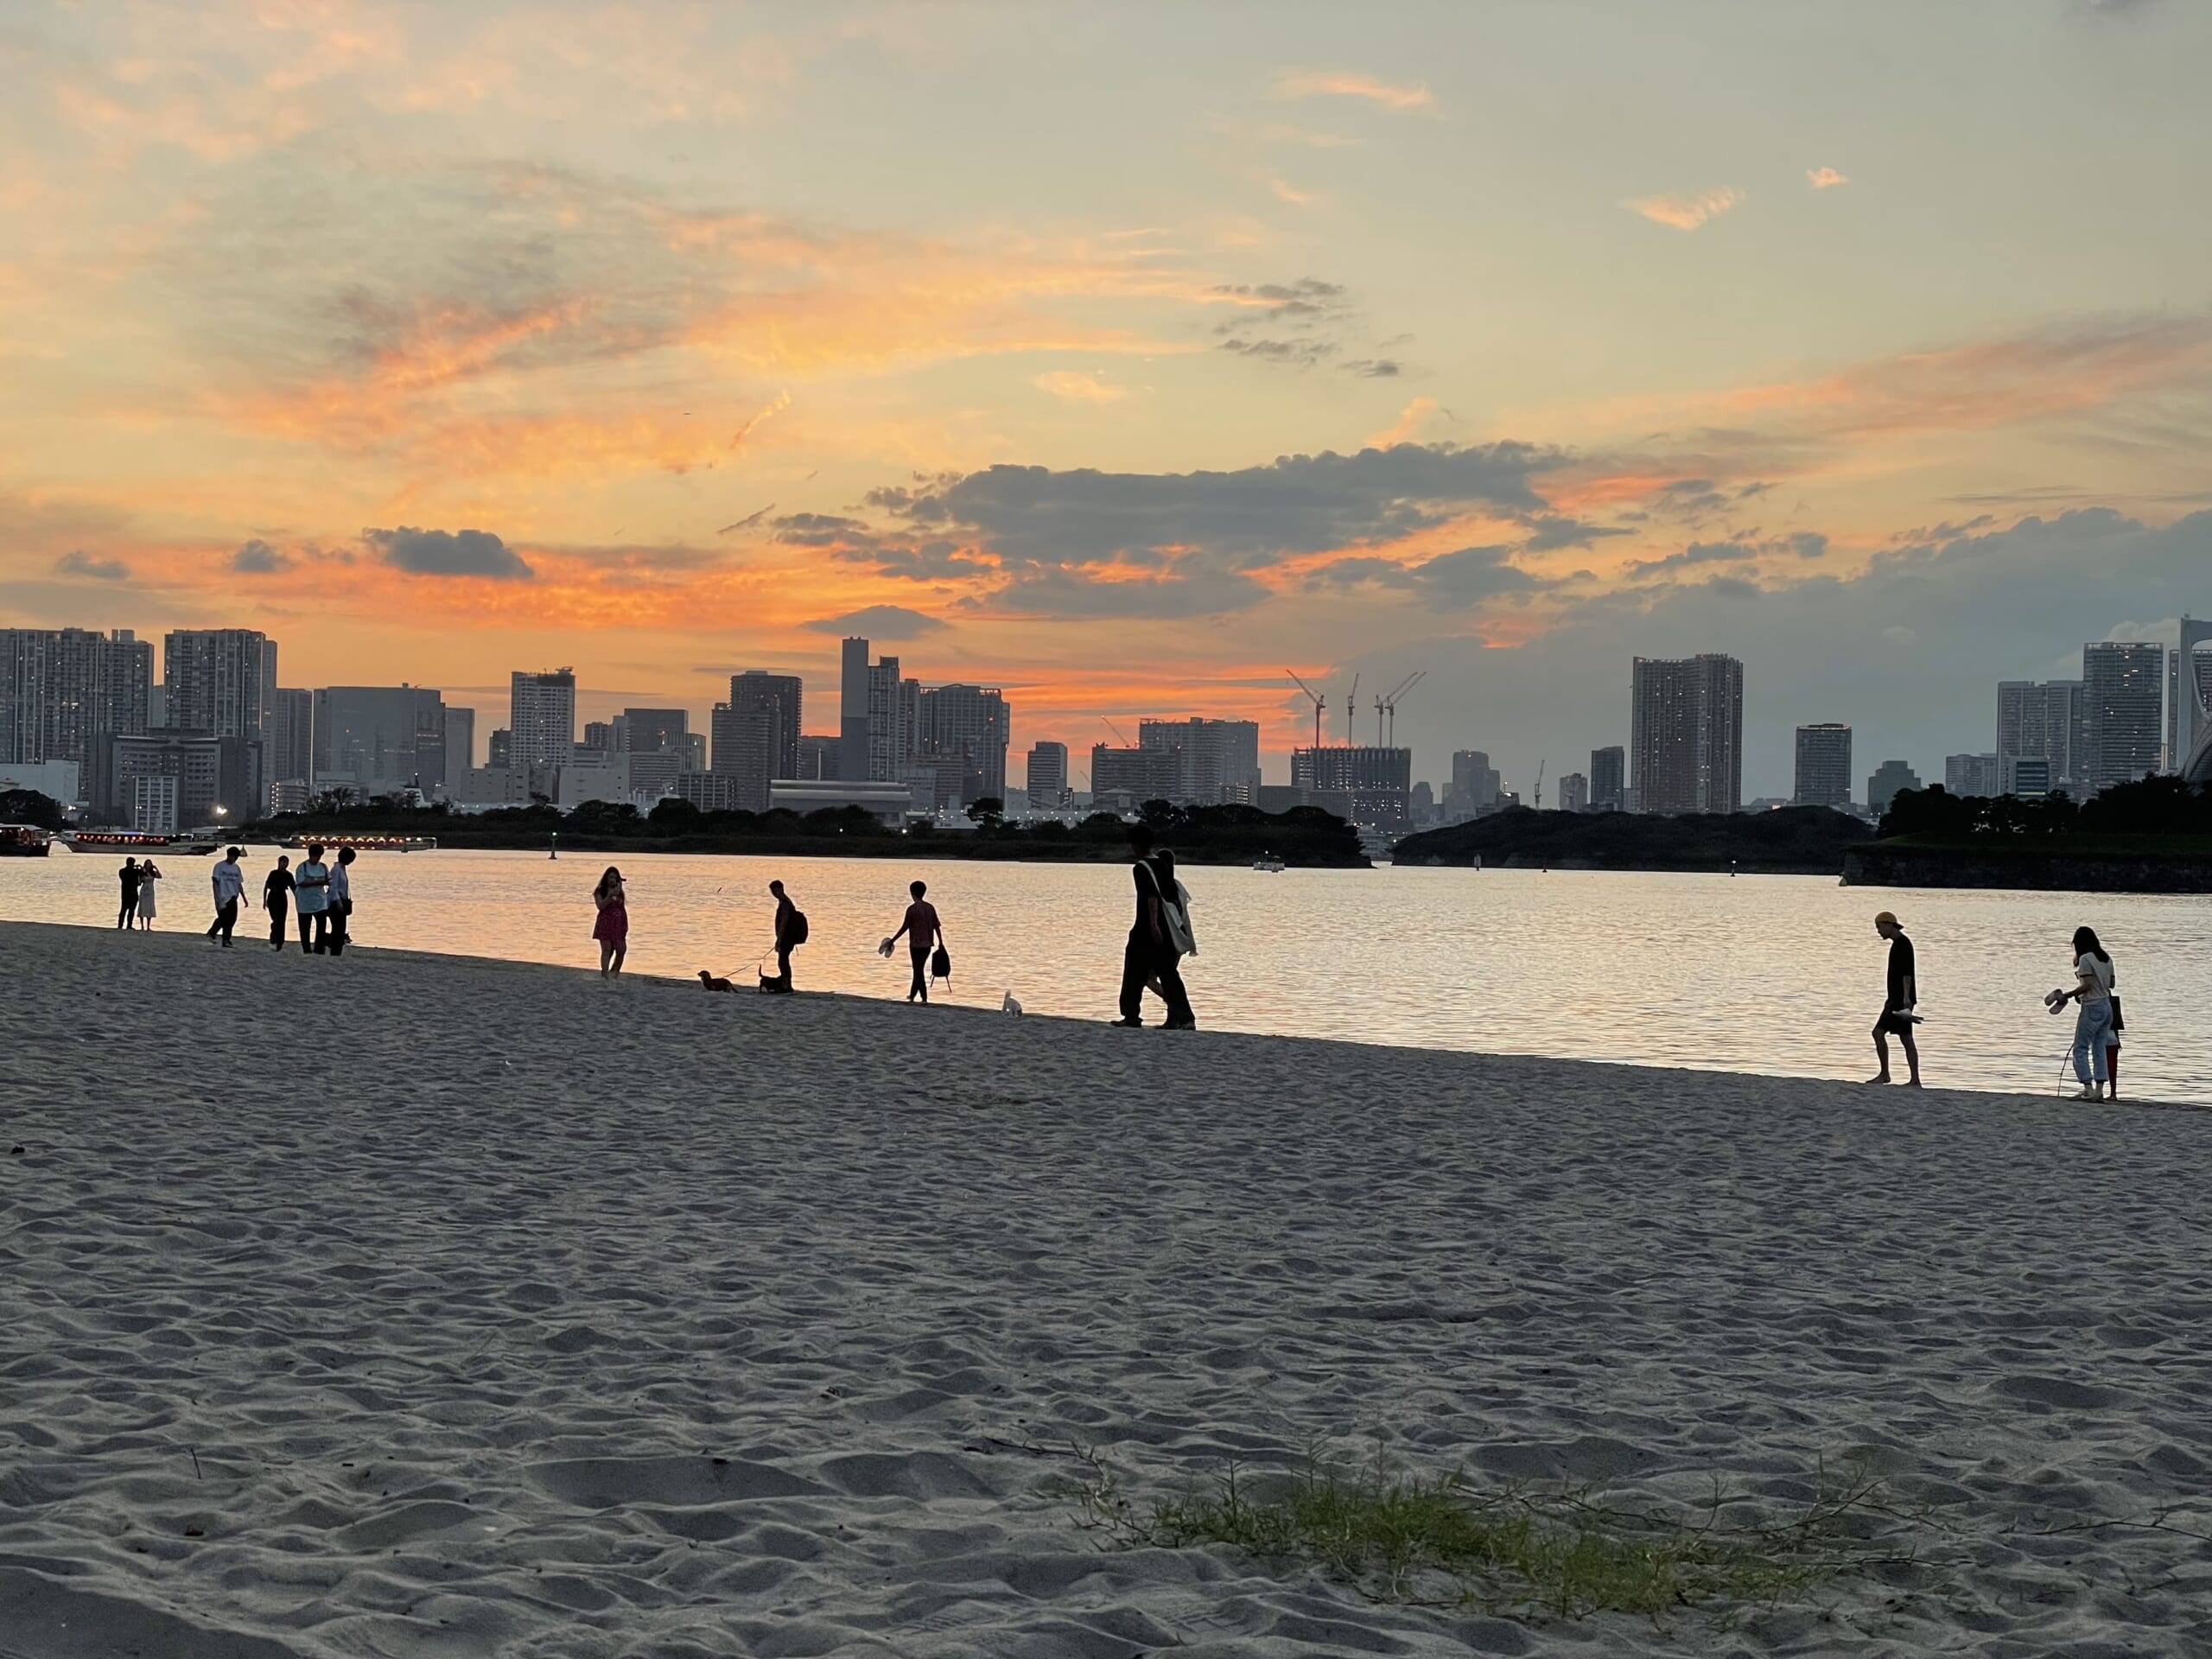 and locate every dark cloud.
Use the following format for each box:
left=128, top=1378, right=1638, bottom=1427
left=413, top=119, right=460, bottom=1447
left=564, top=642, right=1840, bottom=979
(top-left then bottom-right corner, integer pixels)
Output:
left=1340, top=359, right=1402, bottom=378
left=771, top=512, right=872, bottom=546
left=231, top=538, right=294, bottom=573
left=1218, top=336, right=1335, bottom=367
left=1787, top=531, right=1829, bottom=560
left=1521, top=515, right=1633, bottom=552
left=54, top=550, right=130, bottom=581
left=801, top=605, right=948, bottom=639
left=1309, top=543, right=1546, bottom=609
left=1209, top=275, right=1393, bottom=372
left=363, top=525, right=533, bottom=580
left=988, top=563, right=1272, bottom=620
